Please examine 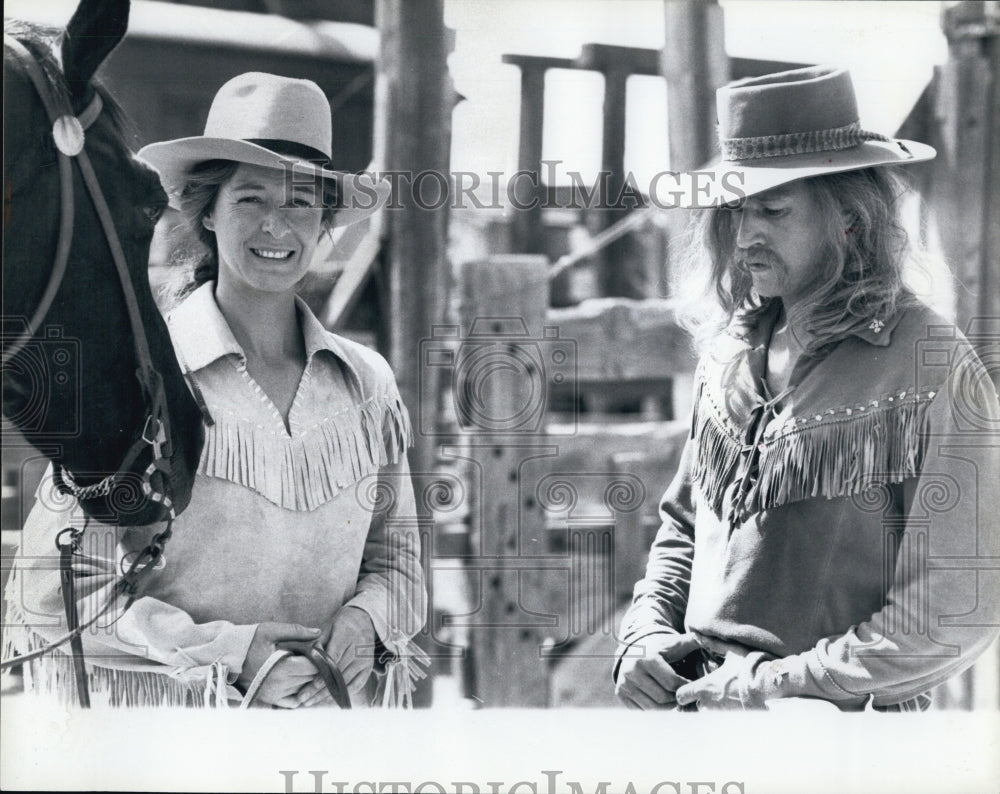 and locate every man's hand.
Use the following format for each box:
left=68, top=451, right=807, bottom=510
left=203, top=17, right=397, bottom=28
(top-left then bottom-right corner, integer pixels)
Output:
left=297, top=606, right=377, bottom=707
left=675, top=652, right=761, bottom=710
left=614, top=632, right=701, bottom=709
left=237, top=622, right=323, bottom=708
